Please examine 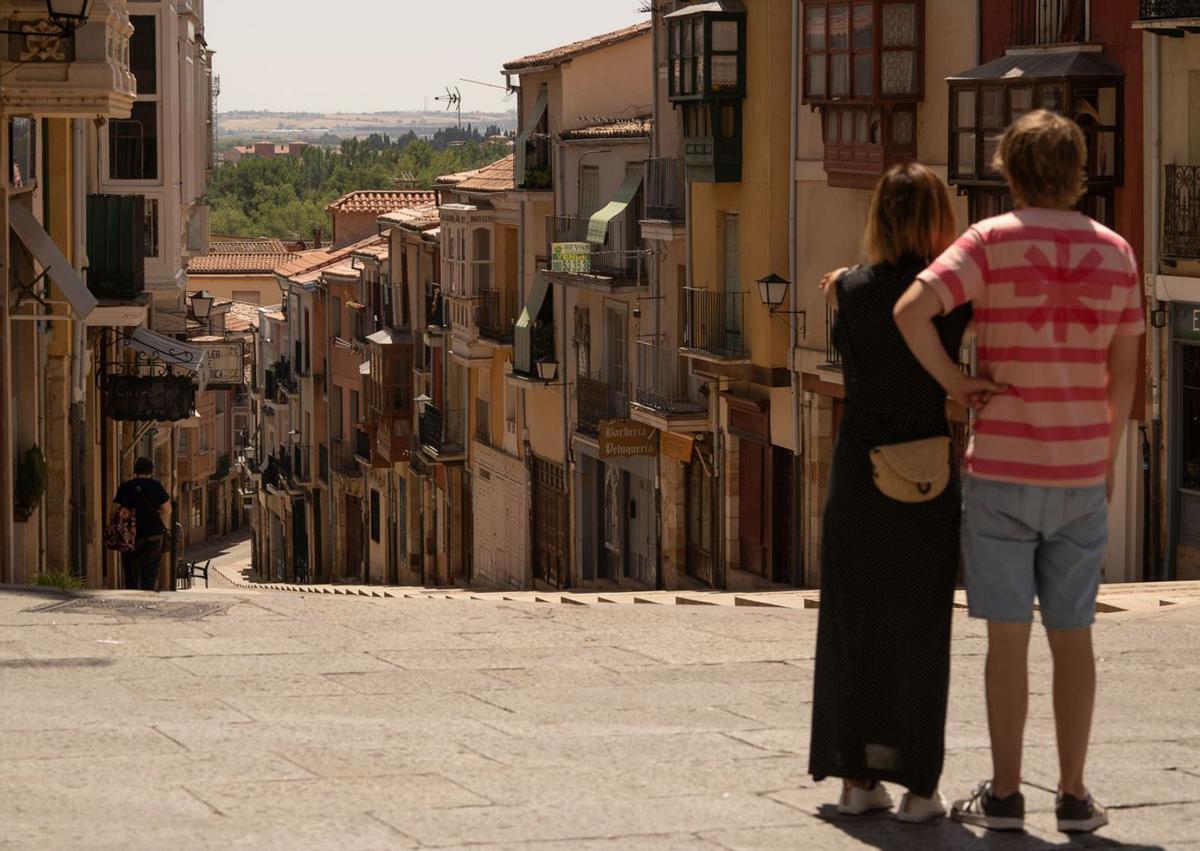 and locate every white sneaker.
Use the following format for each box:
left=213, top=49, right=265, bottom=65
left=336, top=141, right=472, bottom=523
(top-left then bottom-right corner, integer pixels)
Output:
left=896, top=791, right=948, bottom=824
left=837, top=783, right=895, bottom=815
